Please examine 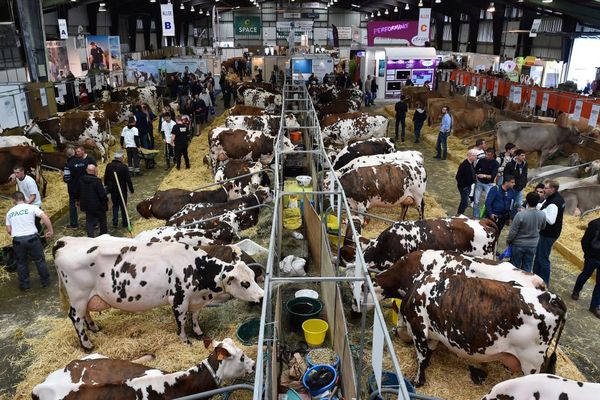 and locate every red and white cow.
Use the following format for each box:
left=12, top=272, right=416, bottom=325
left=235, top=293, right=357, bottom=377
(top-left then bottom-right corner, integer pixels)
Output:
left=321, top=113, right=388, bottom=145
left=225, top=114, right=300, bottom=136
left=243, top=88, right=282, bottom=112
left=110, top=86, right=159, bottom=113
left=214, top=160, right=267, bottom=199
left=0, top=135, right=35, bottom=148
left=482, top=374, right=600, bottom=400
left=136, top=187, right=230, bottom=220
left=209, top=127, right=294, bottom=166
left=32, top=338, right=255, bottom=400
left=53, top=236, right=263, bottom=350
left=331, top=137, right=396, bottom=170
